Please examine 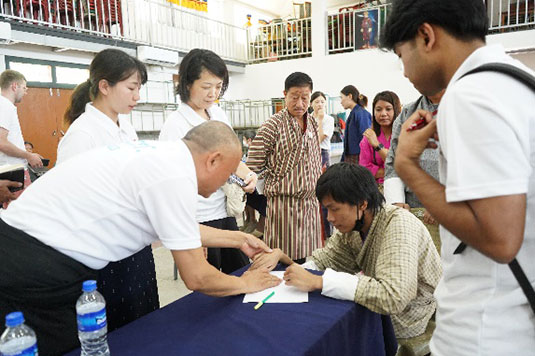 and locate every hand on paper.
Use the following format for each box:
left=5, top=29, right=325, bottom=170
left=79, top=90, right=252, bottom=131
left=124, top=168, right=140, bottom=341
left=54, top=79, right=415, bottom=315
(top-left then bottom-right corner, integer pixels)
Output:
left=283, top=264, right=322, bottom=292
left=240, top=268, right=281, bottom=293
left=250, top=249, right=283, bottom=272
